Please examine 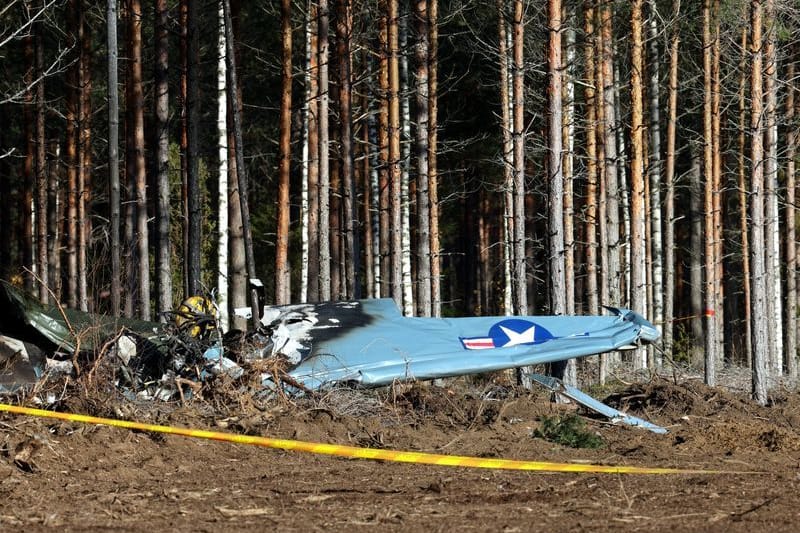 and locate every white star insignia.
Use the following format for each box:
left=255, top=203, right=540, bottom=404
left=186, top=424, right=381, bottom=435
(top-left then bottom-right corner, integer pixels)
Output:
left=499, top=325, right=536, bottom=347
